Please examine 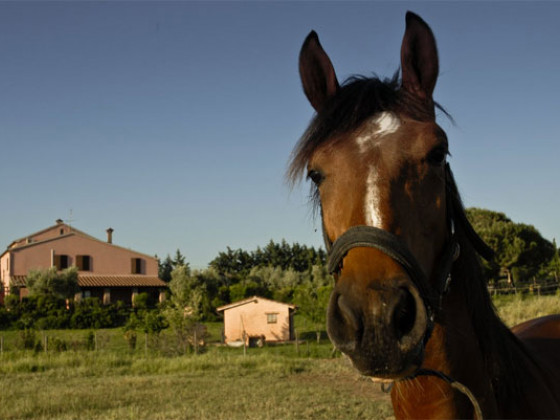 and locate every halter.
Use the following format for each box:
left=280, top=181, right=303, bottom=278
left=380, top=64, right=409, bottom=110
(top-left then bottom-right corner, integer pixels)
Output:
left=322, top=164, right=493, bottom=419
left=323, top=164, right=494, bottom=334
